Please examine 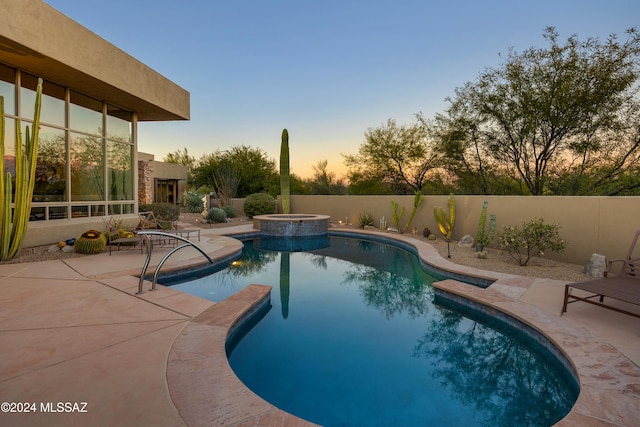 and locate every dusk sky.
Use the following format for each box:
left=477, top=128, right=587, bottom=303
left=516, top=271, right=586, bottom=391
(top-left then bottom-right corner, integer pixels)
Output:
left=45, top=0, right=639, bottom=178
